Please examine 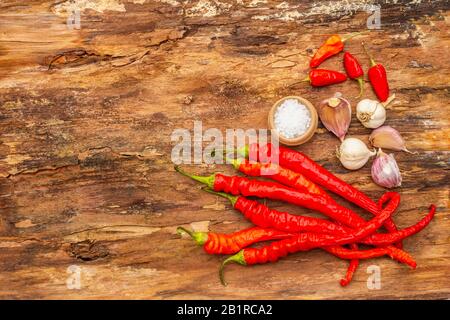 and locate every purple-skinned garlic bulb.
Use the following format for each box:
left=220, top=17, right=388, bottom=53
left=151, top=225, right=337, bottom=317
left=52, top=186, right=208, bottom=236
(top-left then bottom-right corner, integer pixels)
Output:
left=371, top=149, right=402, bottom=188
